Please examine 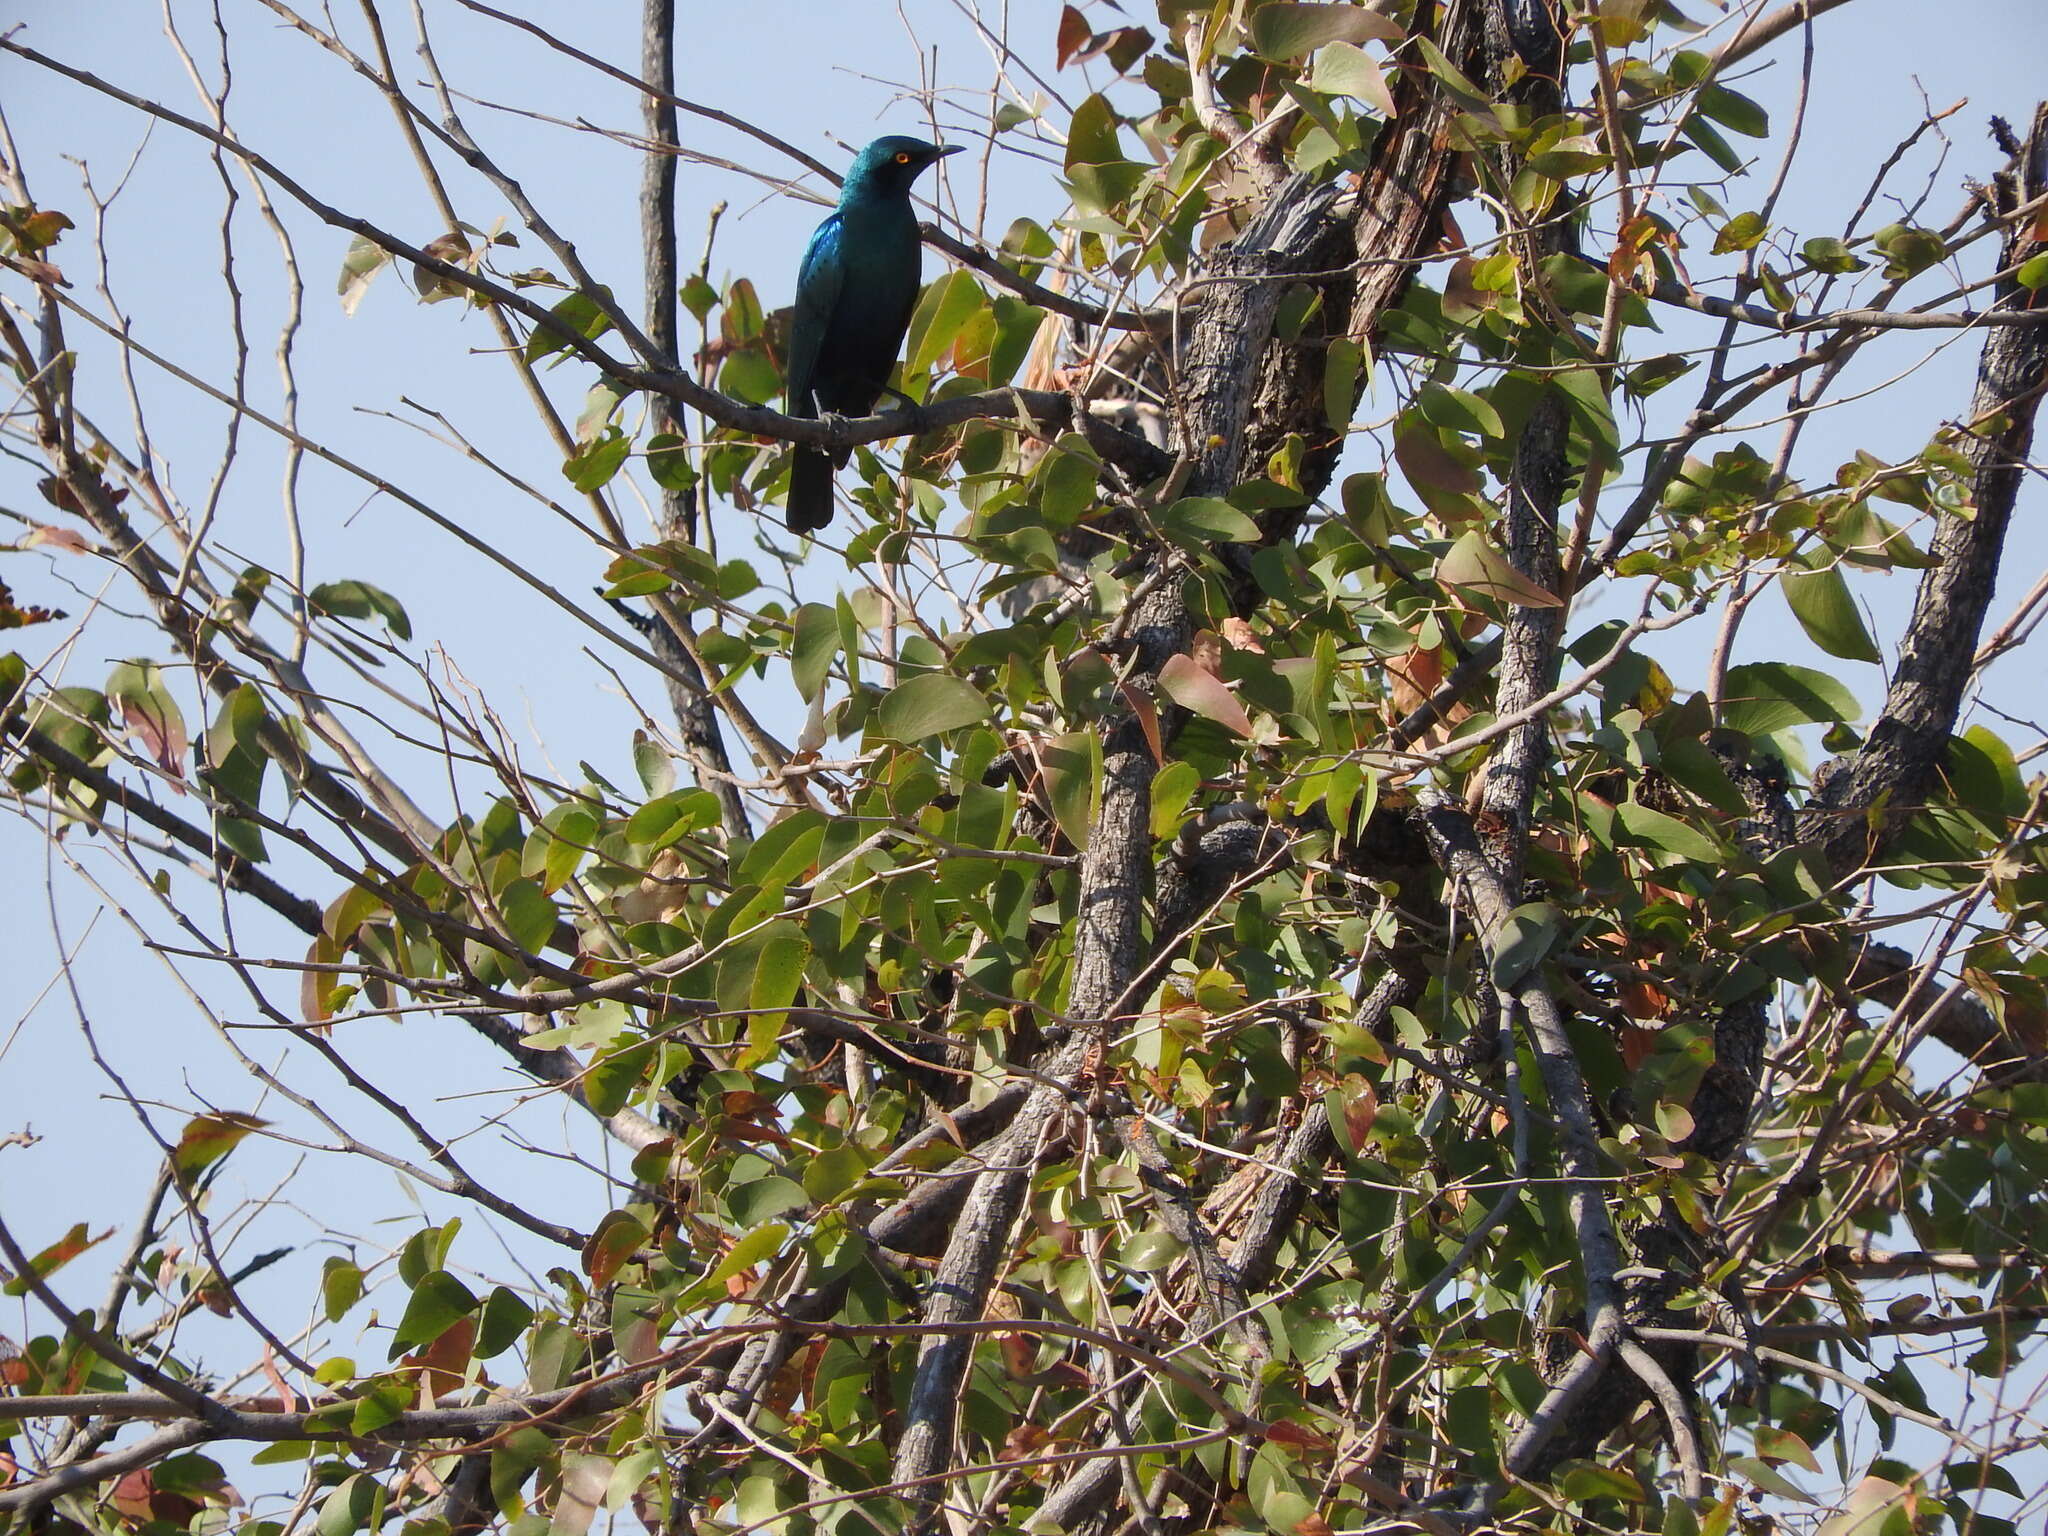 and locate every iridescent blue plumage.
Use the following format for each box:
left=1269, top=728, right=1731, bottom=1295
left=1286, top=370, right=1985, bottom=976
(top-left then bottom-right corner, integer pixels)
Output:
left=784, top=135, right=960, bottom=533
